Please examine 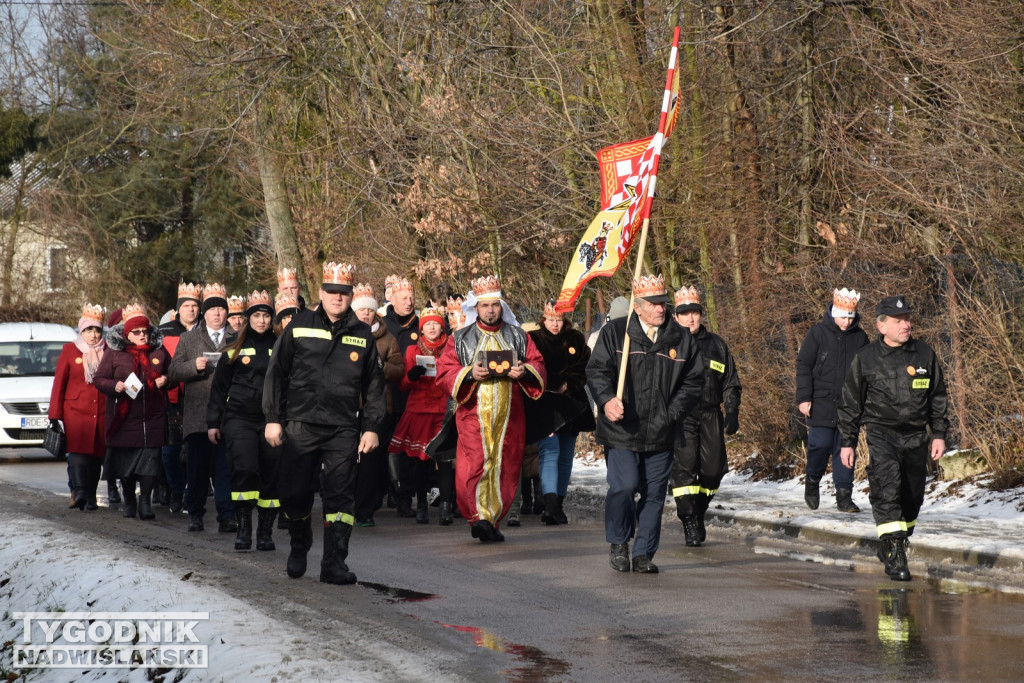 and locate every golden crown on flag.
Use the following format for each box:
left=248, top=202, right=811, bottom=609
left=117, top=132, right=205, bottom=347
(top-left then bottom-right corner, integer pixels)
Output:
left=177, top=282, right=203, bottom=300
left=322, top=262, right=355, bottom=287
left=277, top=268, right=299, bottom=289
left=275, top=291, right=299, bottom=314
left=227, top=295, right=245, bottom=315
left=246, top=290, right=273, bottom=309
left=832, top=287, right=861, bottom=314
left=471, top=275, right=503, bottom=300
left=674, top=286, right=700, bottom=308
left=202, top=283, right=227, bottom=301
left=121, top=302, right=147, bottom=322
left=632, top=274, right=667, bottom=300
left=81, top=303, right=105, bottom=326
left=353, top=283, right=375, bottom=300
